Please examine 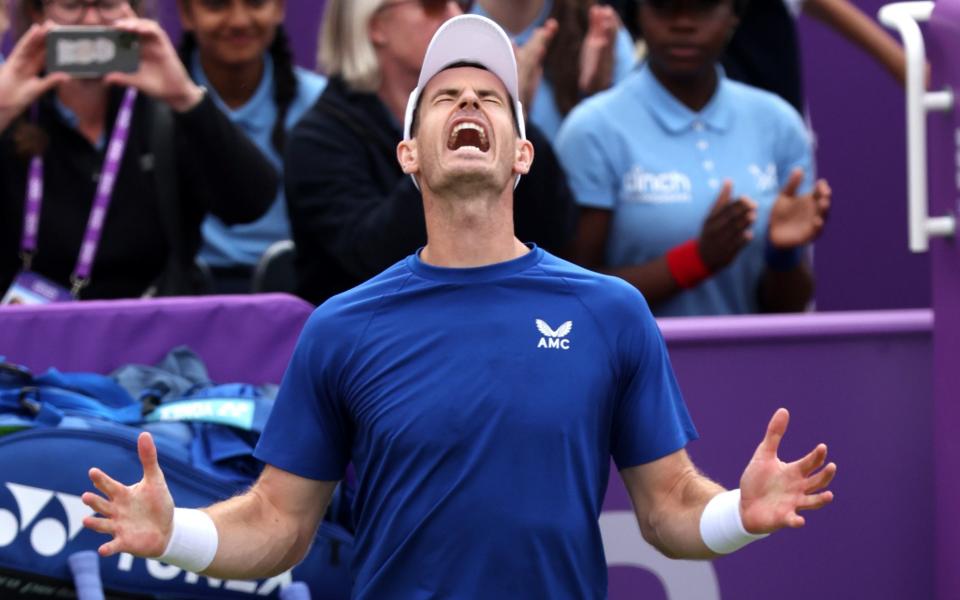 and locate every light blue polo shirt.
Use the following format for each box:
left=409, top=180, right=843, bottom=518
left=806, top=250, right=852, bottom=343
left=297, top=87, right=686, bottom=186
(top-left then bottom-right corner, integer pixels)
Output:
left=555, top=64, right=813, bottom=316
left=471, top=0, right=636, bottom=143
left=194, top=53, right=326, bottom=268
